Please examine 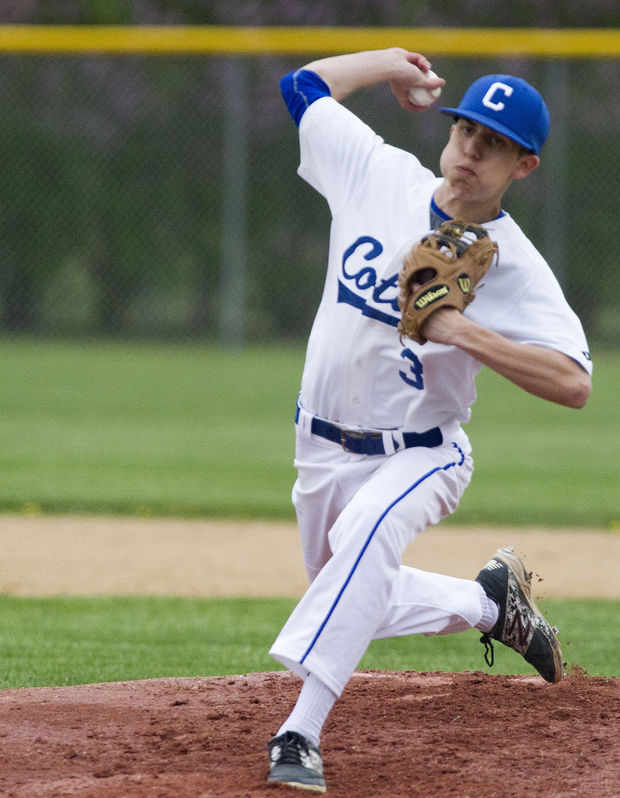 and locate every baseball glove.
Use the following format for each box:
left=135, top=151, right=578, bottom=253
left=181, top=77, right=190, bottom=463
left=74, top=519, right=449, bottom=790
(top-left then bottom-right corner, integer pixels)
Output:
left=397, top=219, right=498, bottom=344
